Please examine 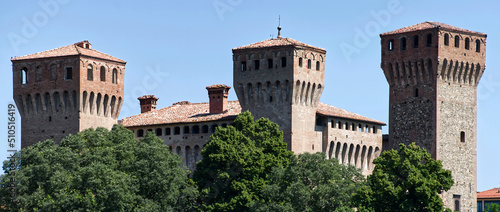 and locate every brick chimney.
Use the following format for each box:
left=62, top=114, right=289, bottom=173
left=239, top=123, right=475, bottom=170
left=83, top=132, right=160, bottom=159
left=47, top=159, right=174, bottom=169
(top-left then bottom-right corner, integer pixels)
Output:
left=75, top=40, right=92, bottom=49
left=206, top=84, right=231, bottom=114
left=137, top=95, right=159, bottom=113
